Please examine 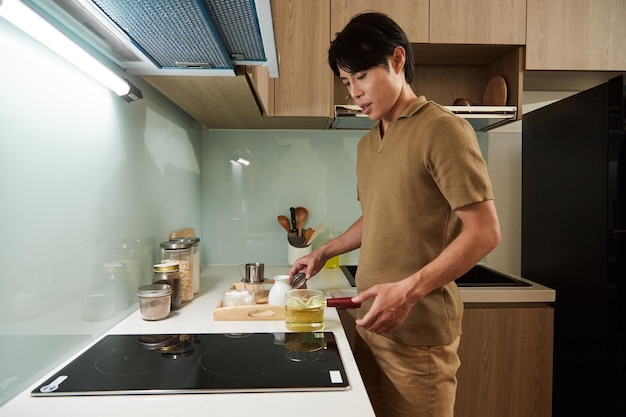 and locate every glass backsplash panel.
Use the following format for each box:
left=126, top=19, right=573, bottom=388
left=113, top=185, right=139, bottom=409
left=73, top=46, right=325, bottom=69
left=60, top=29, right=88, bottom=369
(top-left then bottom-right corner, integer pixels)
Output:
left=0, top=19, right=201, bottom=405
left=201, top=129, right=488, bottom=265
left=201, top=129, right=364, bottom=265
